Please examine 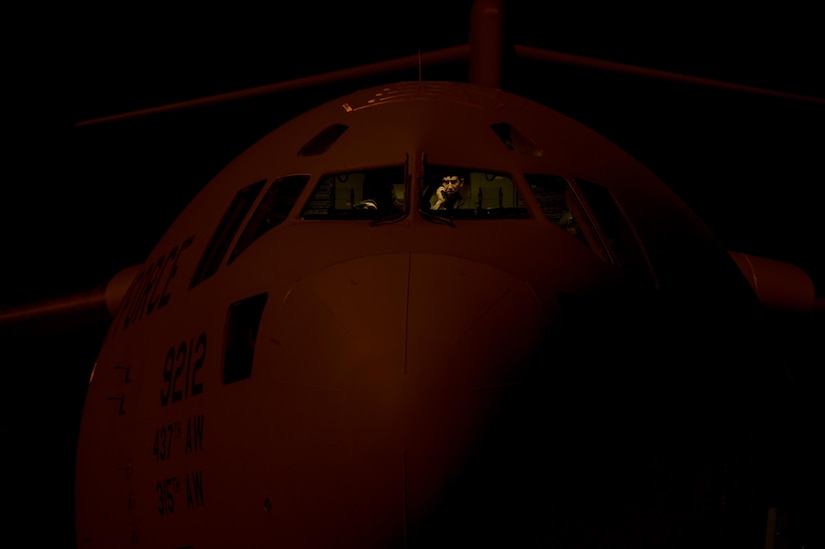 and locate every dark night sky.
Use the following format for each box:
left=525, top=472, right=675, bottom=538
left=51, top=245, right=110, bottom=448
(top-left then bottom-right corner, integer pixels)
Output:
left=7, top=1, right=825, bottom=305
left=2, top=2, right=823, bottom=546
